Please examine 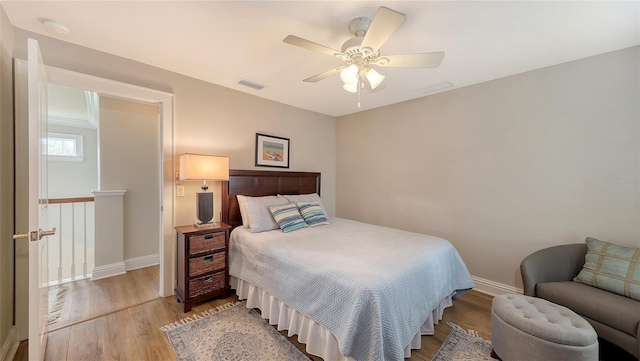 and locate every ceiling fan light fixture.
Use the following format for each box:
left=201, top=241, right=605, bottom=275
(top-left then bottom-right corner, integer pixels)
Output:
left=340, top=64, right=359, bottom=84
left=365, top=68, right=385, bottom=89
left=343, top=81, right=358, bottom=93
